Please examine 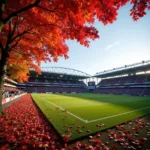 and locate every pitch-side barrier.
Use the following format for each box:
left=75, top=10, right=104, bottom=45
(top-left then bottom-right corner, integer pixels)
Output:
left=2, top=93, right=27, bottom=105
